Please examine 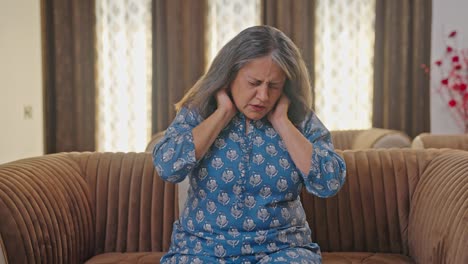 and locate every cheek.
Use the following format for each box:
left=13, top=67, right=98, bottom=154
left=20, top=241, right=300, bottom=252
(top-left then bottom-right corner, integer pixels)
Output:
left=230, top=85, right=241, bottom=103
left=232, top=85, right=254, bottom=104
left=271, top=90, right=283, bottom=103
left=230, top=87, right=245, bottom=109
